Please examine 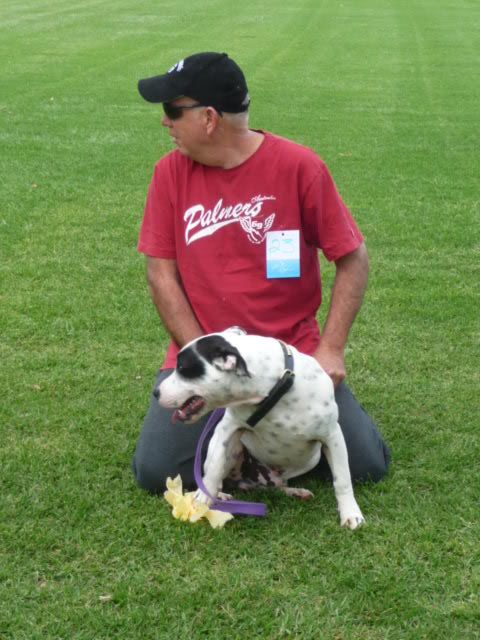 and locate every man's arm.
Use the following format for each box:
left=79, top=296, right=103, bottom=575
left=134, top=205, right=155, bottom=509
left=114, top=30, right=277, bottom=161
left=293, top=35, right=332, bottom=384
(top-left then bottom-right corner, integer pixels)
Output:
left=313, top=242, right=369, bottom=387
left=146, top=256, right=204, bottom=348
